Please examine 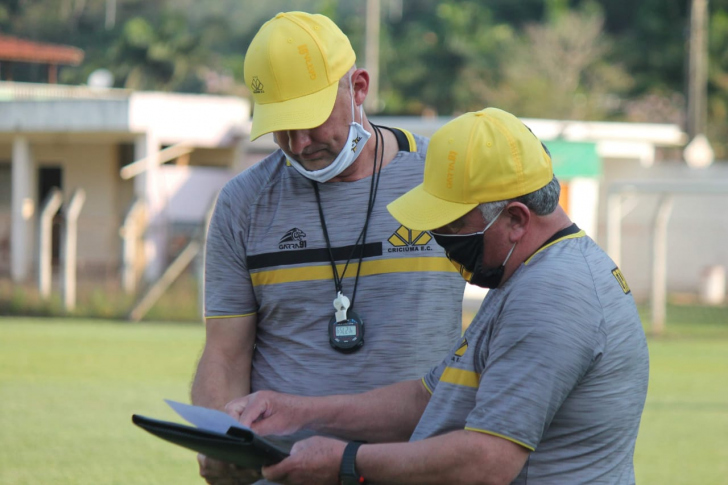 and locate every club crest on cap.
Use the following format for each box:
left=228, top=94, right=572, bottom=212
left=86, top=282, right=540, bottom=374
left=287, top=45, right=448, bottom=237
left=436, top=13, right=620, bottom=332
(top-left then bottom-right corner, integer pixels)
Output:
left=251, top=76, right=264, bottom=94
